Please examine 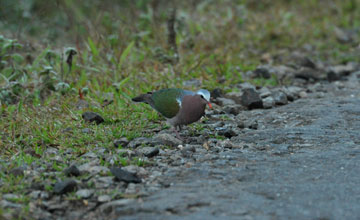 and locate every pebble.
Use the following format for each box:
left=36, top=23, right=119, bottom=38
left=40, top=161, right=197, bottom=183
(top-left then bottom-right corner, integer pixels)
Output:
left=82, top=112, right=104, bottom=124
left=110, top=167, right=141, bottom=183
left=114, top=137, right=129, bottom=148
left=53, top=179, right=77, bottom=194
left=154, top=133, right=182, bottom=147
left=241, top=88, right=263, bottom=109
left=76, top=189, right=94, bottom=199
